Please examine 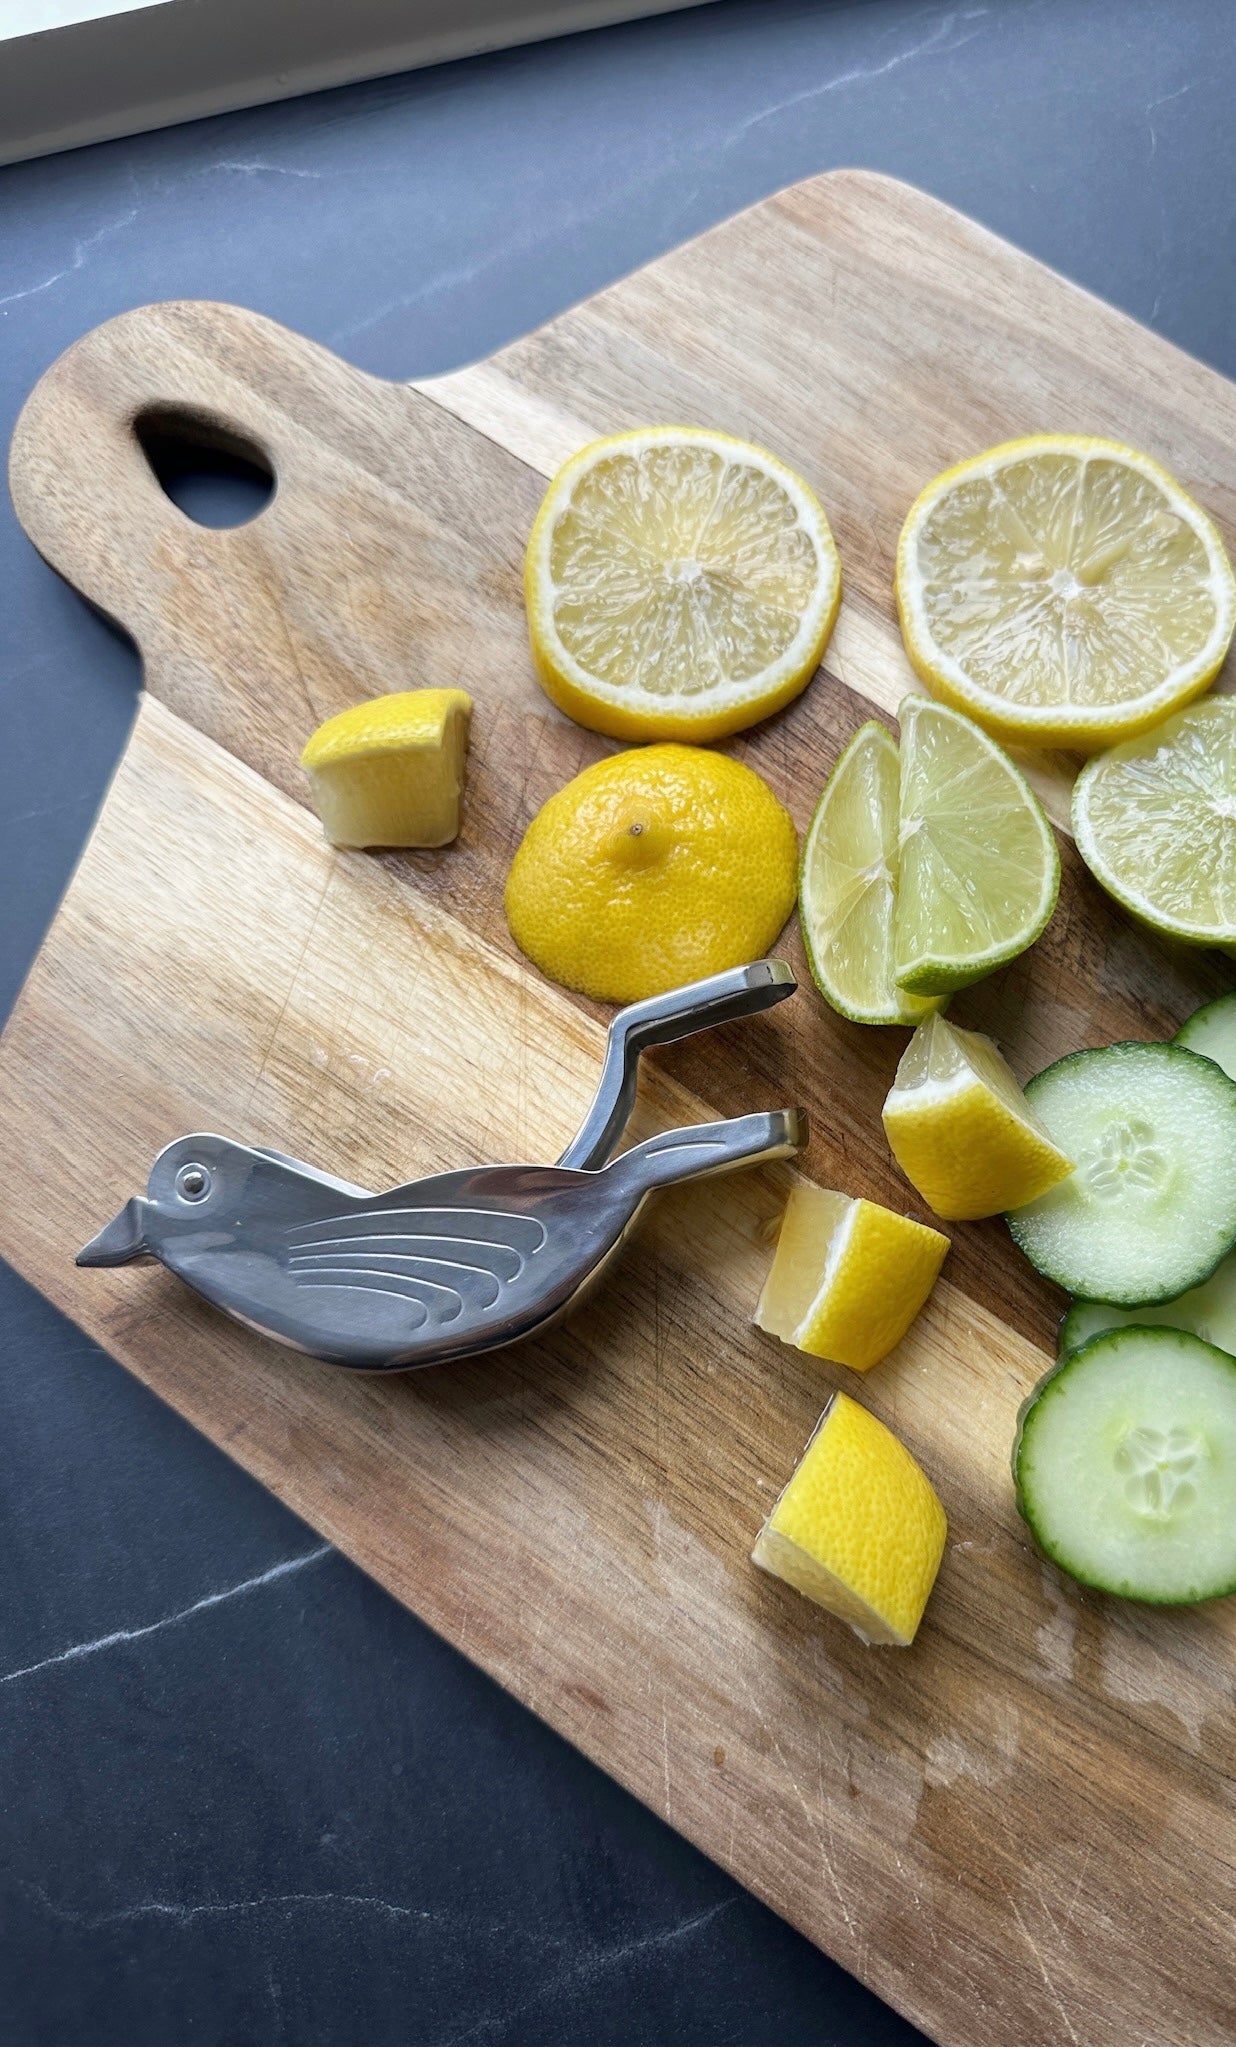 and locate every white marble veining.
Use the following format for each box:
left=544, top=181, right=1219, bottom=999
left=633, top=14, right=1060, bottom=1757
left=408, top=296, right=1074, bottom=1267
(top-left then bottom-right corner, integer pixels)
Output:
left=21, top=1871, right=738, bottom=2047
left=0, top=208, right=137, bottom=312
left=0, top=1541, right=333, bottom=1686
left=722, top=5, right=991, bottom=151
